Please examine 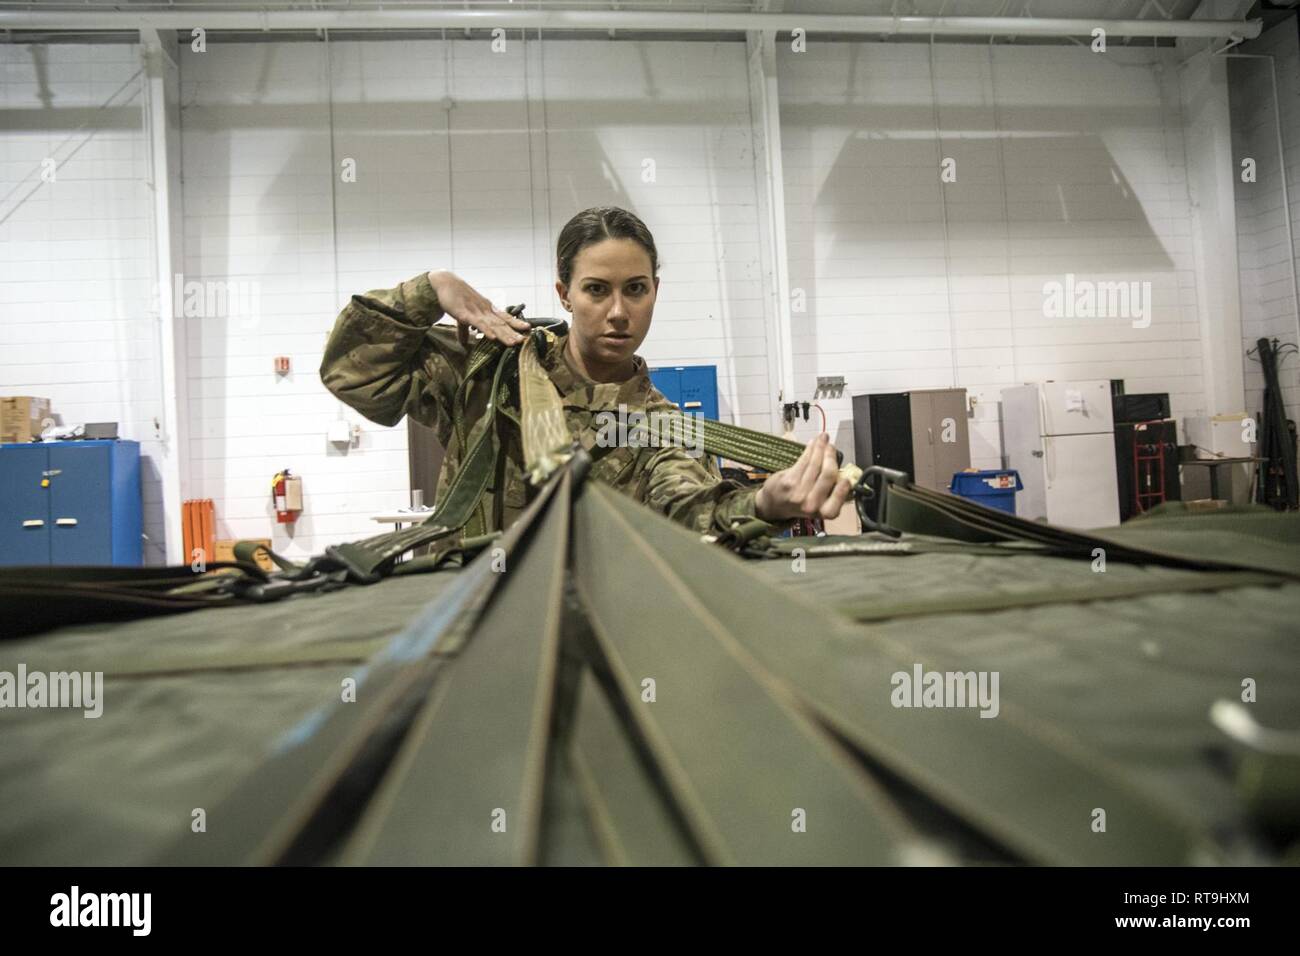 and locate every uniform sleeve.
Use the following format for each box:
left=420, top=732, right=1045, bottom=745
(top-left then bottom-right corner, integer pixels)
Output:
left=319, top=271, right=470, bottom=447
left=640, top=445, right=765, bottom=535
